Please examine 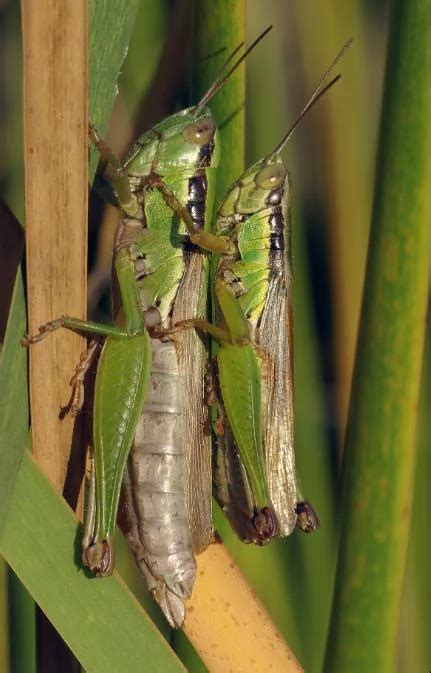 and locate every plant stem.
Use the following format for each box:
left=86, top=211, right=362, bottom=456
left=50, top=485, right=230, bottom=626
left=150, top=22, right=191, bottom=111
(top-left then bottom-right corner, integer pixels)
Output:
left=191, top=0, right=245, bottom=203
left=324, top=0, right=430, bottom=670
